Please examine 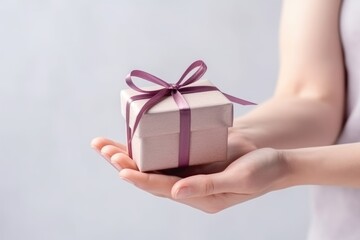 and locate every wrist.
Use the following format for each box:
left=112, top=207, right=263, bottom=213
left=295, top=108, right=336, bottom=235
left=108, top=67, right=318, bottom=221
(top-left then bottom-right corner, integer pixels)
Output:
left=273, top=149, right=301, bottom=190
left=278, top=148, right=314, bottom=188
